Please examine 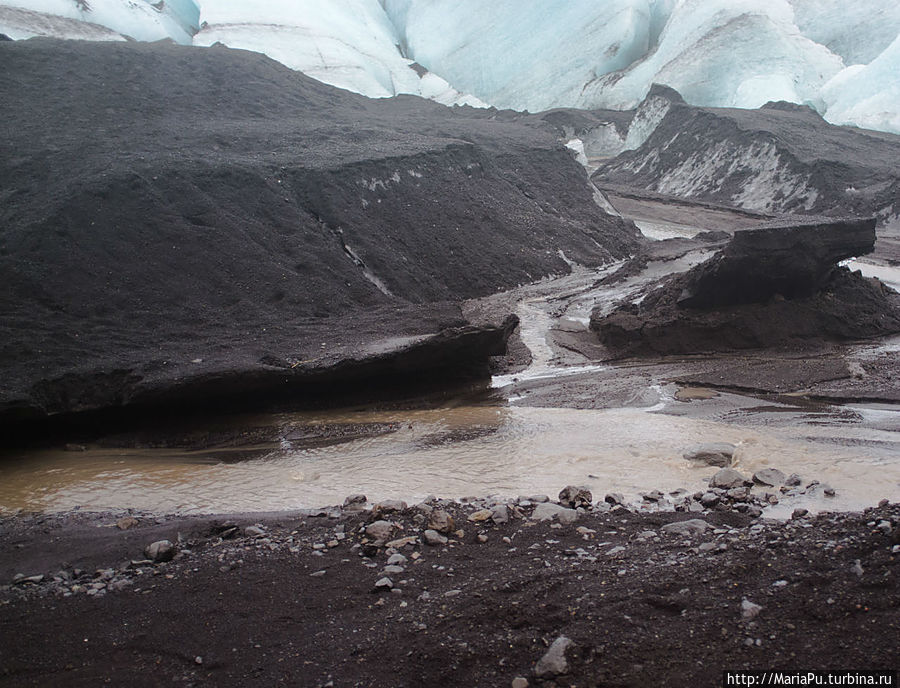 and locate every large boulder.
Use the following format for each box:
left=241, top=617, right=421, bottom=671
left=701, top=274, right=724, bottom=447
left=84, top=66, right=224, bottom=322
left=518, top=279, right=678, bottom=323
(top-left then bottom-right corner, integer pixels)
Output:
left=674, top=217, right=876, bottom=308
left=683, top=443, right=737, bottom=467
left=592, top=216, right=900, bottom=355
